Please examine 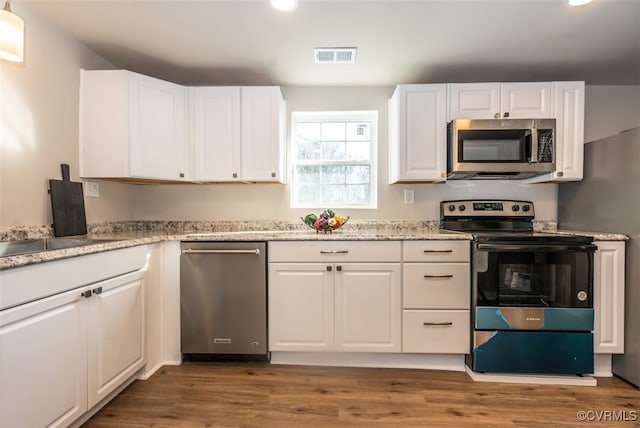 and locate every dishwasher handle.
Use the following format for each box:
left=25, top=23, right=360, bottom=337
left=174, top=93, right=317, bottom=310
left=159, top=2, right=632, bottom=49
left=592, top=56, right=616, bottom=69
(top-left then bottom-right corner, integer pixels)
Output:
left=182, top=248, right=261, bottom=255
